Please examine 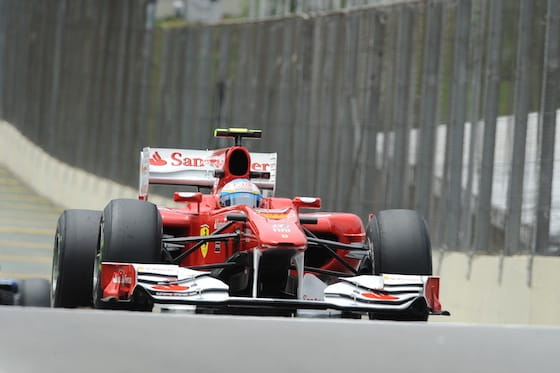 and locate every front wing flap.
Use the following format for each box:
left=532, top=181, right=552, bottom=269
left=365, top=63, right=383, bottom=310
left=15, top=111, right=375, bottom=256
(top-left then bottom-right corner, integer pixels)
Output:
left=99, top=263, right=444, bottom=315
